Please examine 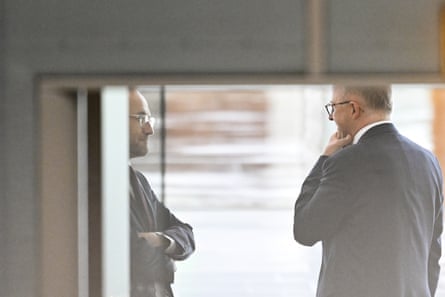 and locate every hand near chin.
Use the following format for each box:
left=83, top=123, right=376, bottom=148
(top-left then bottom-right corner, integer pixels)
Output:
left=323, top=131, right=353, bottom=156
